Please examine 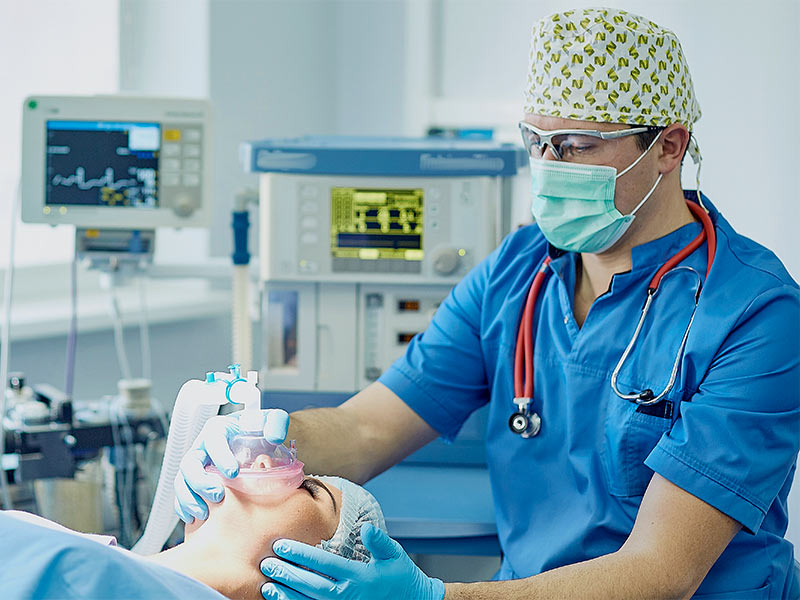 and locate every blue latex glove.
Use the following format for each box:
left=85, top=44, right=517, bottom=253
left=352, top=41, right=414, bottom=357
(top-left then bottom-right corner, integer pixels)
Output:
left=260, top=523, right=445, bottom=600
left=173, top=408, right=289, bottom=523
